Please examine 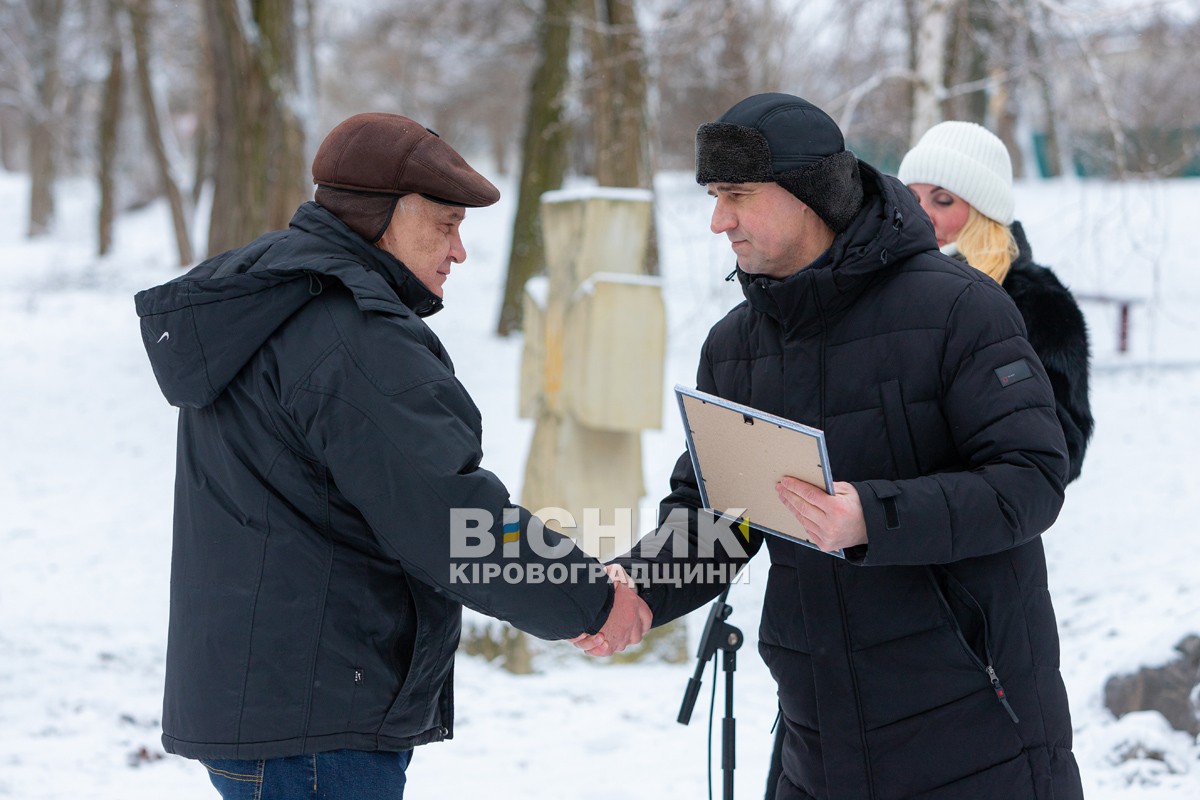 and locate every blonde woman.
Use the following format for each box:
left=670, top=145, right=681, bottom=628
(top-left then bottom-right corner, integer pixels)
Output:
left=899, top=121, right=1093, bottom=483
